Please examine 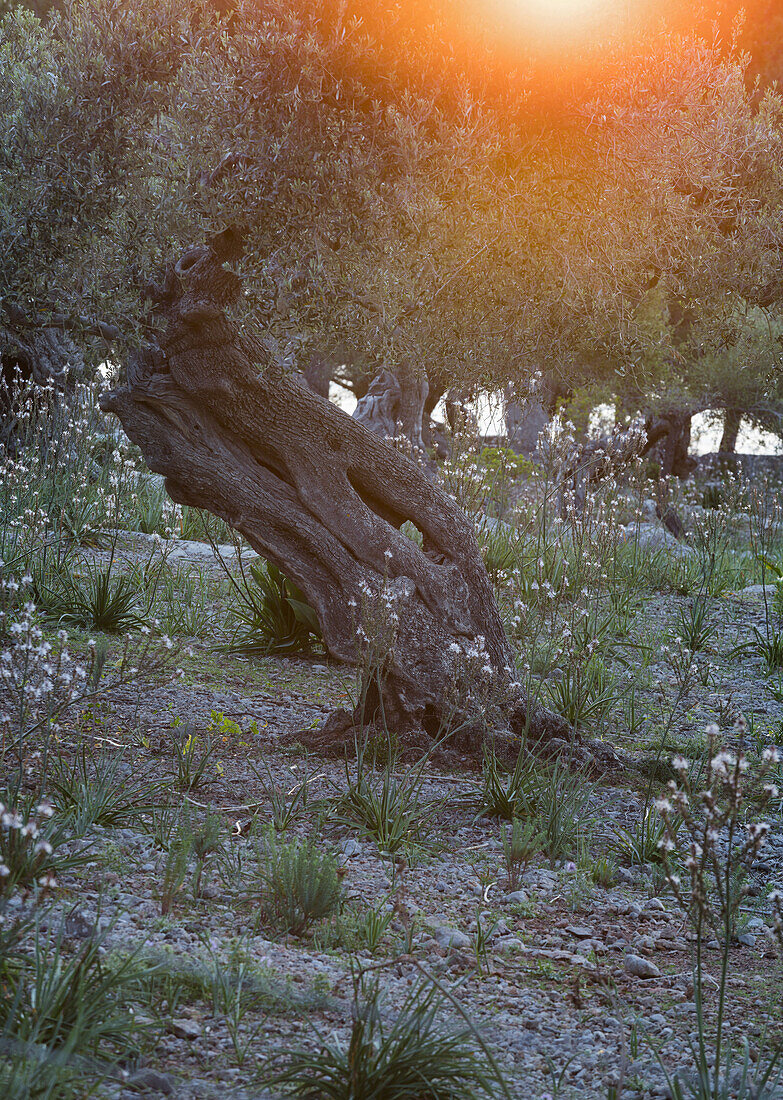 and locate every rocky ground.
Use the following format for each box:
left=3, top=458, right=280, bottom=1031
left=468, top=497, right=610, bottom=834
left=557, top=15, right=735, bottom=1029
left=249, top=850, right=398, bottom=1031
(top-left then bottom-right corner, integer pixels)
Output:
left=7, top=521, right=783, bottom=1100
